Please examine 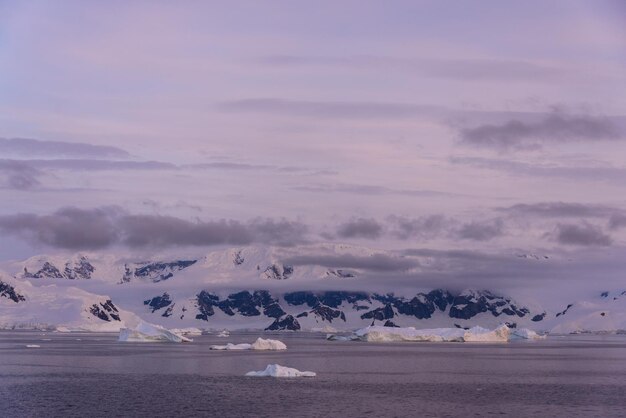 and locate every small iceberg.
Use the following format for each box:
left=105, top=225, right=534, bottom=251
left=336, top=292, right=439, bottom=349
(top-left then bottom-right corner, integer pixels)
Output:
left=210, top=337, right=286, bottom=351
left=118, top=322, right=192, bottom=343
left=245, top=364, right=316, bottom=378
left=326, top=334, right=360, bottom=341
left=510, top=328, right=546, bottom=340
left=170, top=327, right=203, bottom=336
left=353, top=324, right=540, bottom=343
left=216, top=330, right=230, bottom=338
left=26, top=344, right=41, bottom=348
